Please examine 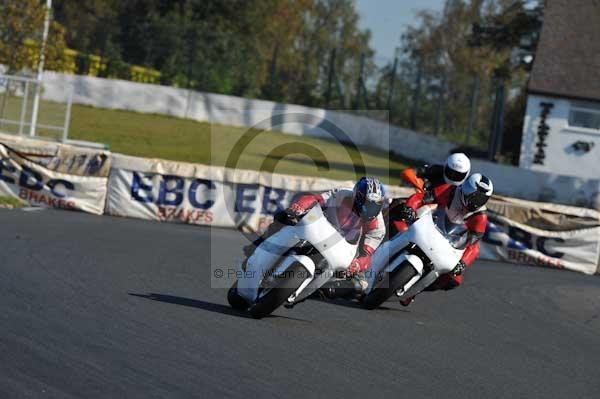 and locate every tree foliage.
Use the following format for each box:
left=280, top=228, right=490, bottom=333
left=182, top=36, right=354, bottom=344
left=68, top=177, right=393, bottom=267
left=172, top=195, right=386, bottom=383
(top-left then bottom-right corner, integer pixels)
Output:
left=52, top=0, right=374, bottom=107
left=3, top=0, right=540, bottom=163
left=375, top=0, right=541, bottom=160
left=0, top=0, right=67, bottom=73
